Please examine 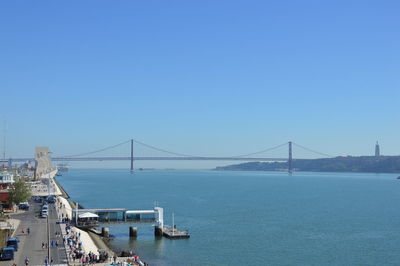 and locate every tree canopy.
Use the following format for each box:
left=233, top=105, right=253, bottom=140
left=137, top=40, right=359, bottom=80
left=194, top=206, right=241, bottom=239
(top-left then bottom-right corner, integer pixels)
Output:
left=8, top=180, right=31, bottom=205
